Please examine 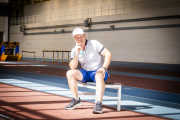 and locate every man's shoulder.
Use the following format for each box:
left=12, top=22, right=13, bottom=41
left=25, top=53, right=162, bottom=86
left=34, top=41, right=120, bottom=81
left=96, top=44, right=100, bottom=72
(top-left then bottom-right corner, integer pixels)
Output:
left=88, top=39, right=97, bottom=42
left=88, top=40, right=99, bottom=44
left=88, top=40, right=103, bottom=46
